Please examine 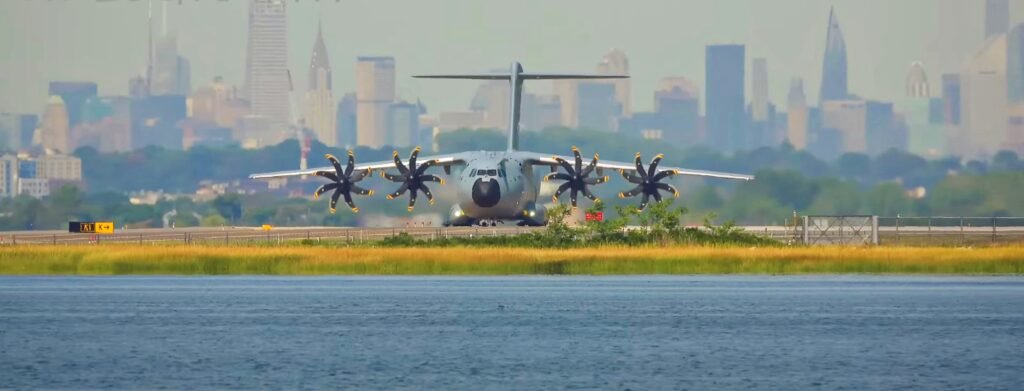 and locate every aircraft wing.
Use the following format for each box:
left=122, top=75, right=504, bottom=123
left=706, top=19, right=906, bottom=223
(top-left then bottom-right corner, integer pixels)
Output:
left=521, top=152, right=754, bottom=181
left=249, top=152, right=468, bottom=180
